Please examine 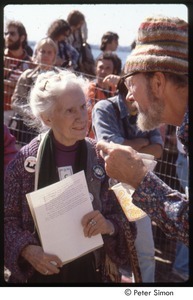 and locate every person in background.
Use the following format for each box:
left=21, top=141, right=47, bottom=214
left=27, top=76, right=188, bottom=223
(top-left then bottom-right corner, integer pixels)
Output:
left=172, top=137, right=189, bottom=281
left=4, top=124, right=18, bottom=173
left=86, top=51, right=122, bottom=138
left=4, top=69, right=141, bottom=283
left=100, top=31, right=119, bottom=52
left=46, top=19, right=79, bottom=70
left=98, top=31, right=121, bottom=80
left=92, top=77, right=163, bottom=159
left=175, top=137, right=188, bottom=194
left=67, top=10, right=95, bottom=76
left=100, top=38, right=136, bottom=91
left=67, top=10, right=88, bottom=53
left=4, top=20, right=32, bottom=125
left=10, top=37, right=60, bottom=145
left=97, top=16, right=188, bottom=248
left=172, top=242, right=189, bottom=282
left=92, top=75, right=163, bottom=282
left=25, top=43, right=33, bottom=57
